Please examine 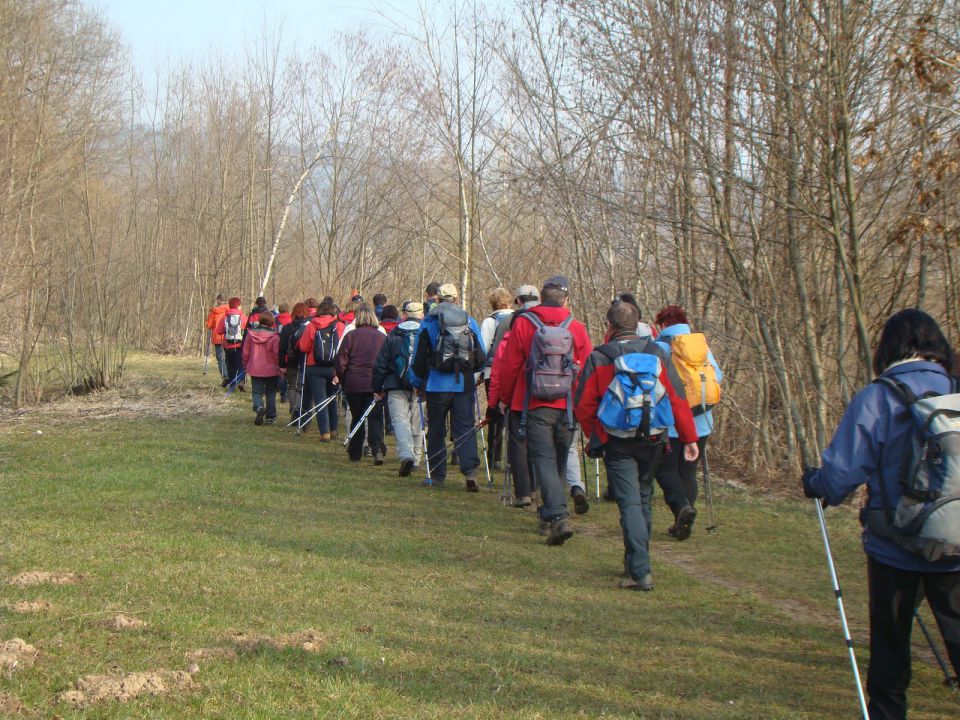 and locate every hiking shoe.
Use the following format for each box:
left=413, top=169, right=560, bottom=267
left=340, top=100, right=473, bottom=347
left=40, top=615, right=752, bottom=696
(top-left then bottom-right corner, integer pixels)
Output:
left=512, top=496, right=532, bottom=508
left=399, top=458, right=415, bottom=477
left=619, top=574, right=654, bottom=592
left=237, top=384, right=246, bottom=392
left=674, top=506, right=697, bottom=541
left=465, top=474, right=479, bottom=492
left=571, top=487, right=590, bottom=515
left=319, top=432, right=331, bottom=442
left=546, top=519, right=574, bottom=546
left=264, top=417, right=275, bottom=425
left=373, top=452, right=384, bottom=466
left=254, top=407, right=266, bottom=426
left=221, top=379, right=229, bottom=388
left=363, top=445, right=372, bottom=457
